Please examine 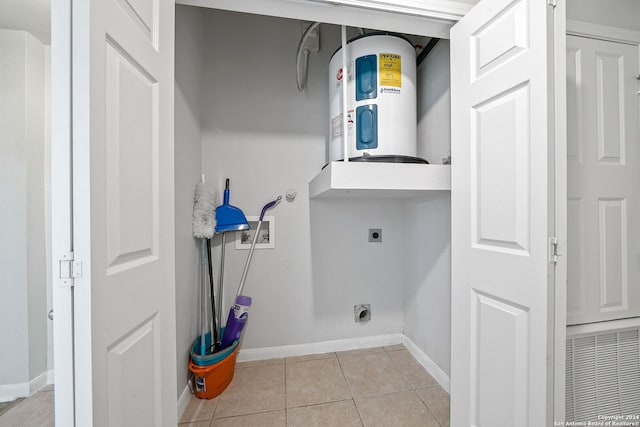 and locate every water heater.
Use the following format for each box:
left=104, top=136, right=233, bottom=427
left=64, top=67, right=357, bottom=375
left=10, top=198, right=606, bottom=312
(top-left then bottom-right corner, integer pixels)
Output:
left=328, top=33, right=417, bottom=162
